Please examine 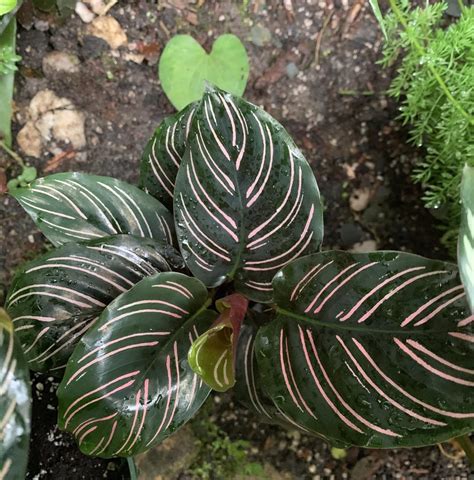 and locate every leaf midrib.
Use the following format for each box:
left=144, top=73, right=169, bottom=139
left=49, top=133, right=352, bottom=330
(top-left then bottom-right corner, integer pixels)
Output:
left=277, top=307, right=460, bottom=336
